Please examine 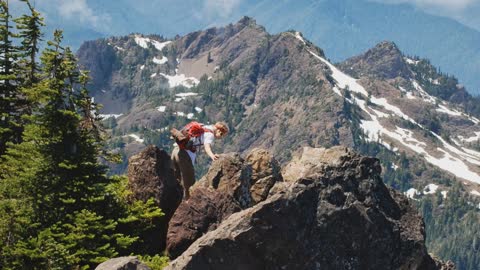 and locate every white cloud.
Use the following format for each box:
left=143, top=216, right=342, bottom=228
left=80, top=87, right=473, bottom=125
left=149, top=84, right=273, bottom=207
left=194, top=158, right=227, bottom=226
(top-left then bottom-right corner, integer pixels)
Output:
left=12, top=0, right=111, bottom=33
left=203, top=0, right=242, bottom=18
left=57, top=0, right=111, bottom=31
